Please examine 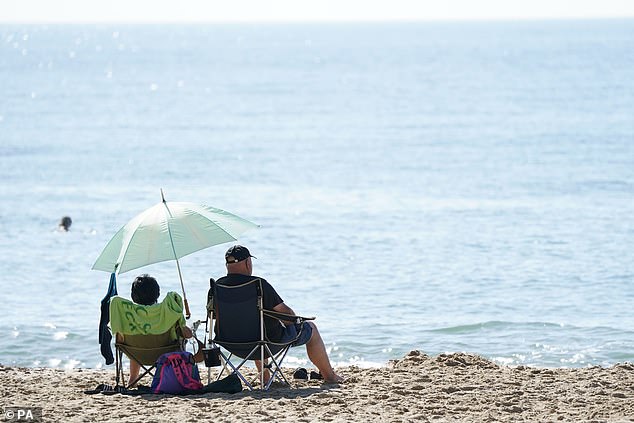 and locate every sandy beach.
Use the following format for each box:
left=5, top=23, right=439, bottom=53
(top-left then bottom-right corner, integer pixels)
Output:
left=1, top=351, right=633, bottom=422
left=0, top=351, right=634, bottom=422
